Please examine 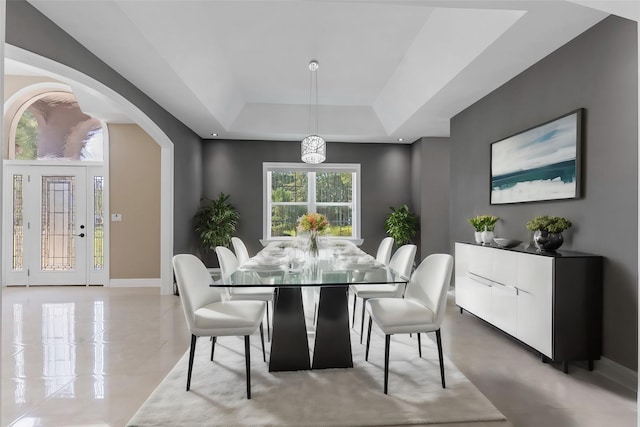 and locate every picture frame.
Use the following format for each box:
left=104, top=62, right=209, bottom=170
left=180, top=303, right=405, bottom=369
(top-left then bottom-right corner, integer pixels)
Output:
left=490, top=109, right=583, bottom=205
